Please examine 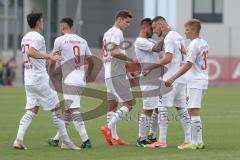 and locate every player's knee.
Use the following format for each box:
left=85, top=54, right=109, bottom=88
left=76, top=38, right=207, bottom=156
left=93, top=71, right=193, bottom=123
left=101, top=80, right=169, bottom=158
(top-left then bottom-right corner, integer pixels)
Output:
left=123, top=99, right=134, bottom=109
left=175, top=107, right=182, bottom=111
left=190, top=108, right=200, bottom=116
left=108, top=100, right=118, bottom=111
left=125, top=105, right=133, bottom=111
left=68, top=108, right=80, bottom=113
left=143, top=109, right=153, bottom=116
left=27, top=107, right=39, bottom=114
